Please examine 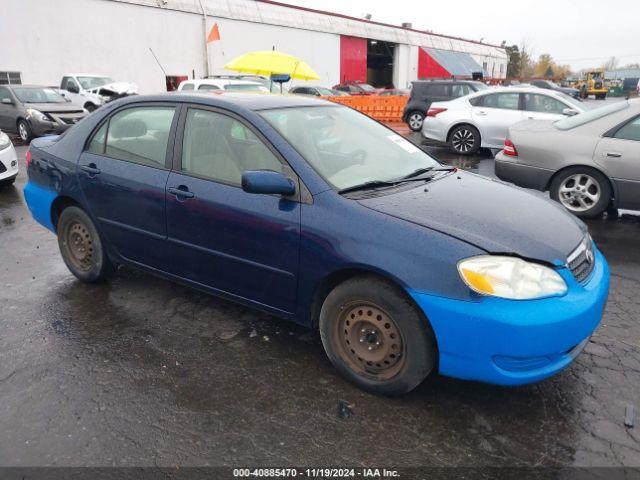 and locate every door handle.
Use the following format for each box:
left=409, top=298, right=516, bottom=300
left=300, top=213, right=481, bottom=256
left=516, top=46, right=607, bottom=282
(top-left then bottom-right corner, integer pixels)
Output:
left=80, top=163, right=101, bottom=176
left=476, top=111, right=487, bottom=116
left=168, top=186, right=195, bottom=199
left=606, top=152, right=622, bottom=158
